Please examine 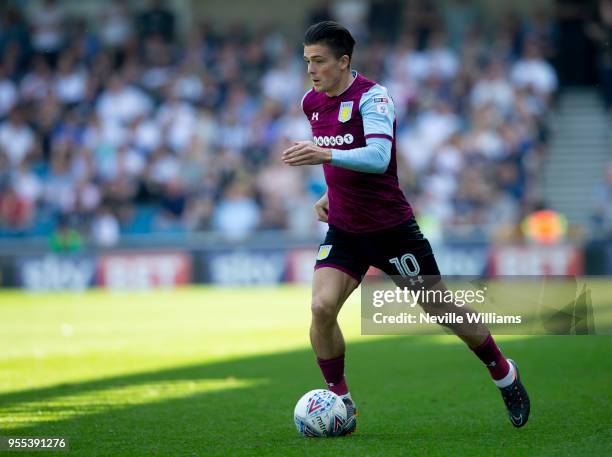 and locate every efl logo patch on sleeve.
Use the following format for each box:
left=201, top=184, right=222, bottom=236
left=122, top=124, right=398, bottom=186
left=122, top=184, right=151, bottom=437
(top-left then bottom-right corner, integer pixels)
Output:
left=374, top=96, right=389, bottom=114
left=376, top=103, right=388, bottom=114
left=316, top=245, right=333, bottom=260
